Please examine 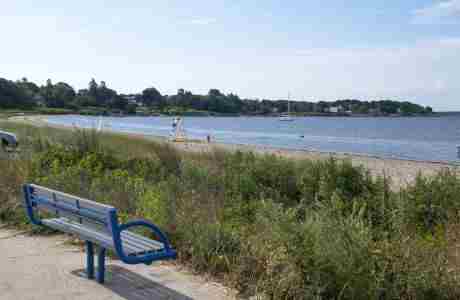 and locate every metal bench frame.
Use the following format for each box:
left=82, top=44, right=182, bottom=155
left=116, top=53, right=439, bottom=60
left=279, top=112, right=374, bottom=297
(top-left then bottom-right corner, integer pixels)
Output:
left=23, top=184, right=177, bottom=283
